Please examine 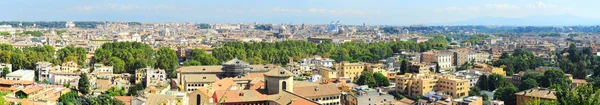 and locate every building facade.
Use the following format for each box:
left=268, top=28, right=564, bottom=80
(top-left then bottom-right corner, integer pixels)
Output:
left=396, top=73, right=469, bottom=98
left=334, top=61, right=365, bottom=81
